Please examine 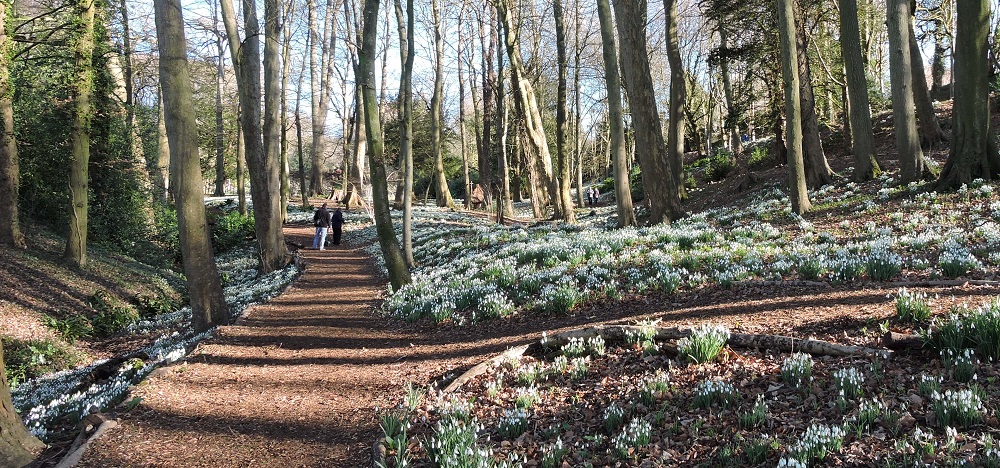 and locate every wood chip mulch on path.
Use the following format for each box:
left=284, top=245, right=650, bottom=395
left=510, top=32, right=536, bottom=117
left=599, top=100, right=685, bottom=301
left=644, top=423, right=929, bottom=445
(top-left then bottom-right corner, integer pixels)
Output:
left=76, top=223, right=528, bottom=467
